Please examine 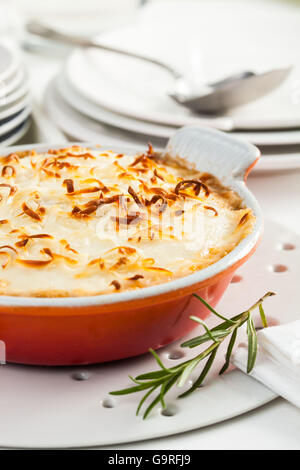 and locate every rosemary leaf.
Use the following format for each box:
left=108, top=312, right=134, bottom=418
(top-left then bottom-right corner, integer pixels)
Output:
left=193, top=293, right=237, bottom=324
left=189, top=316, right=221, bottom=343
left=136, top=385, right=159, bottom=416
left=219, top=328, right=238, bottom=375
left=111, top=376, right=164, bottom=395
left=181, top=328, right=229, bottom=348
left=181, top=311, right=248, bottom=349
left=259, top=303, right=268, bottom=328
left=149, top=348, right=172, bottom=373
left=143, top=374, right=179, bottom=419
left=159, top=374, right=179, bottom=406
left=178, top=340, right=220, bottom=387
left=110, top=383, right=151, bottom=396
left=136, top=370, right=170, bottom=381
left=143, top=392, right=163, bottom=419
left=179, top=348, right=218, bottom=398
left=247, top=315, right=258, bottom=373
left=177, top=356, right=203, bottom=388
